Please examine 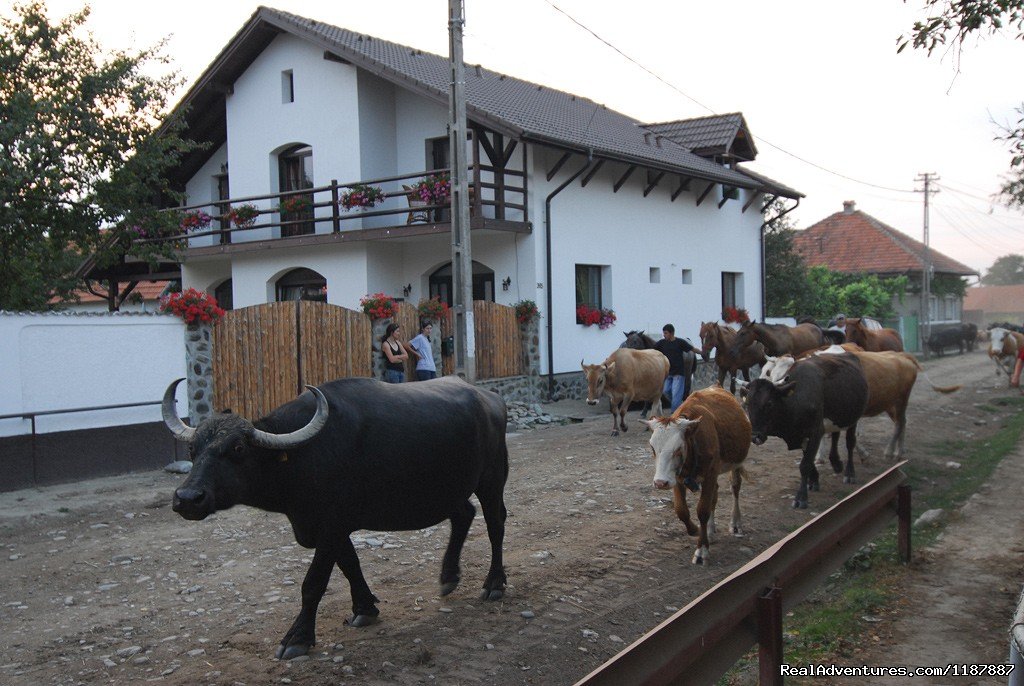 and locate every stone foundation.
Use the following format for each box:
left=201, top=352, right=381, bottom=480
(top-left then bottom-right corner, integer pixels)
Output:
left=184, top=323, right=214, bottom=424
